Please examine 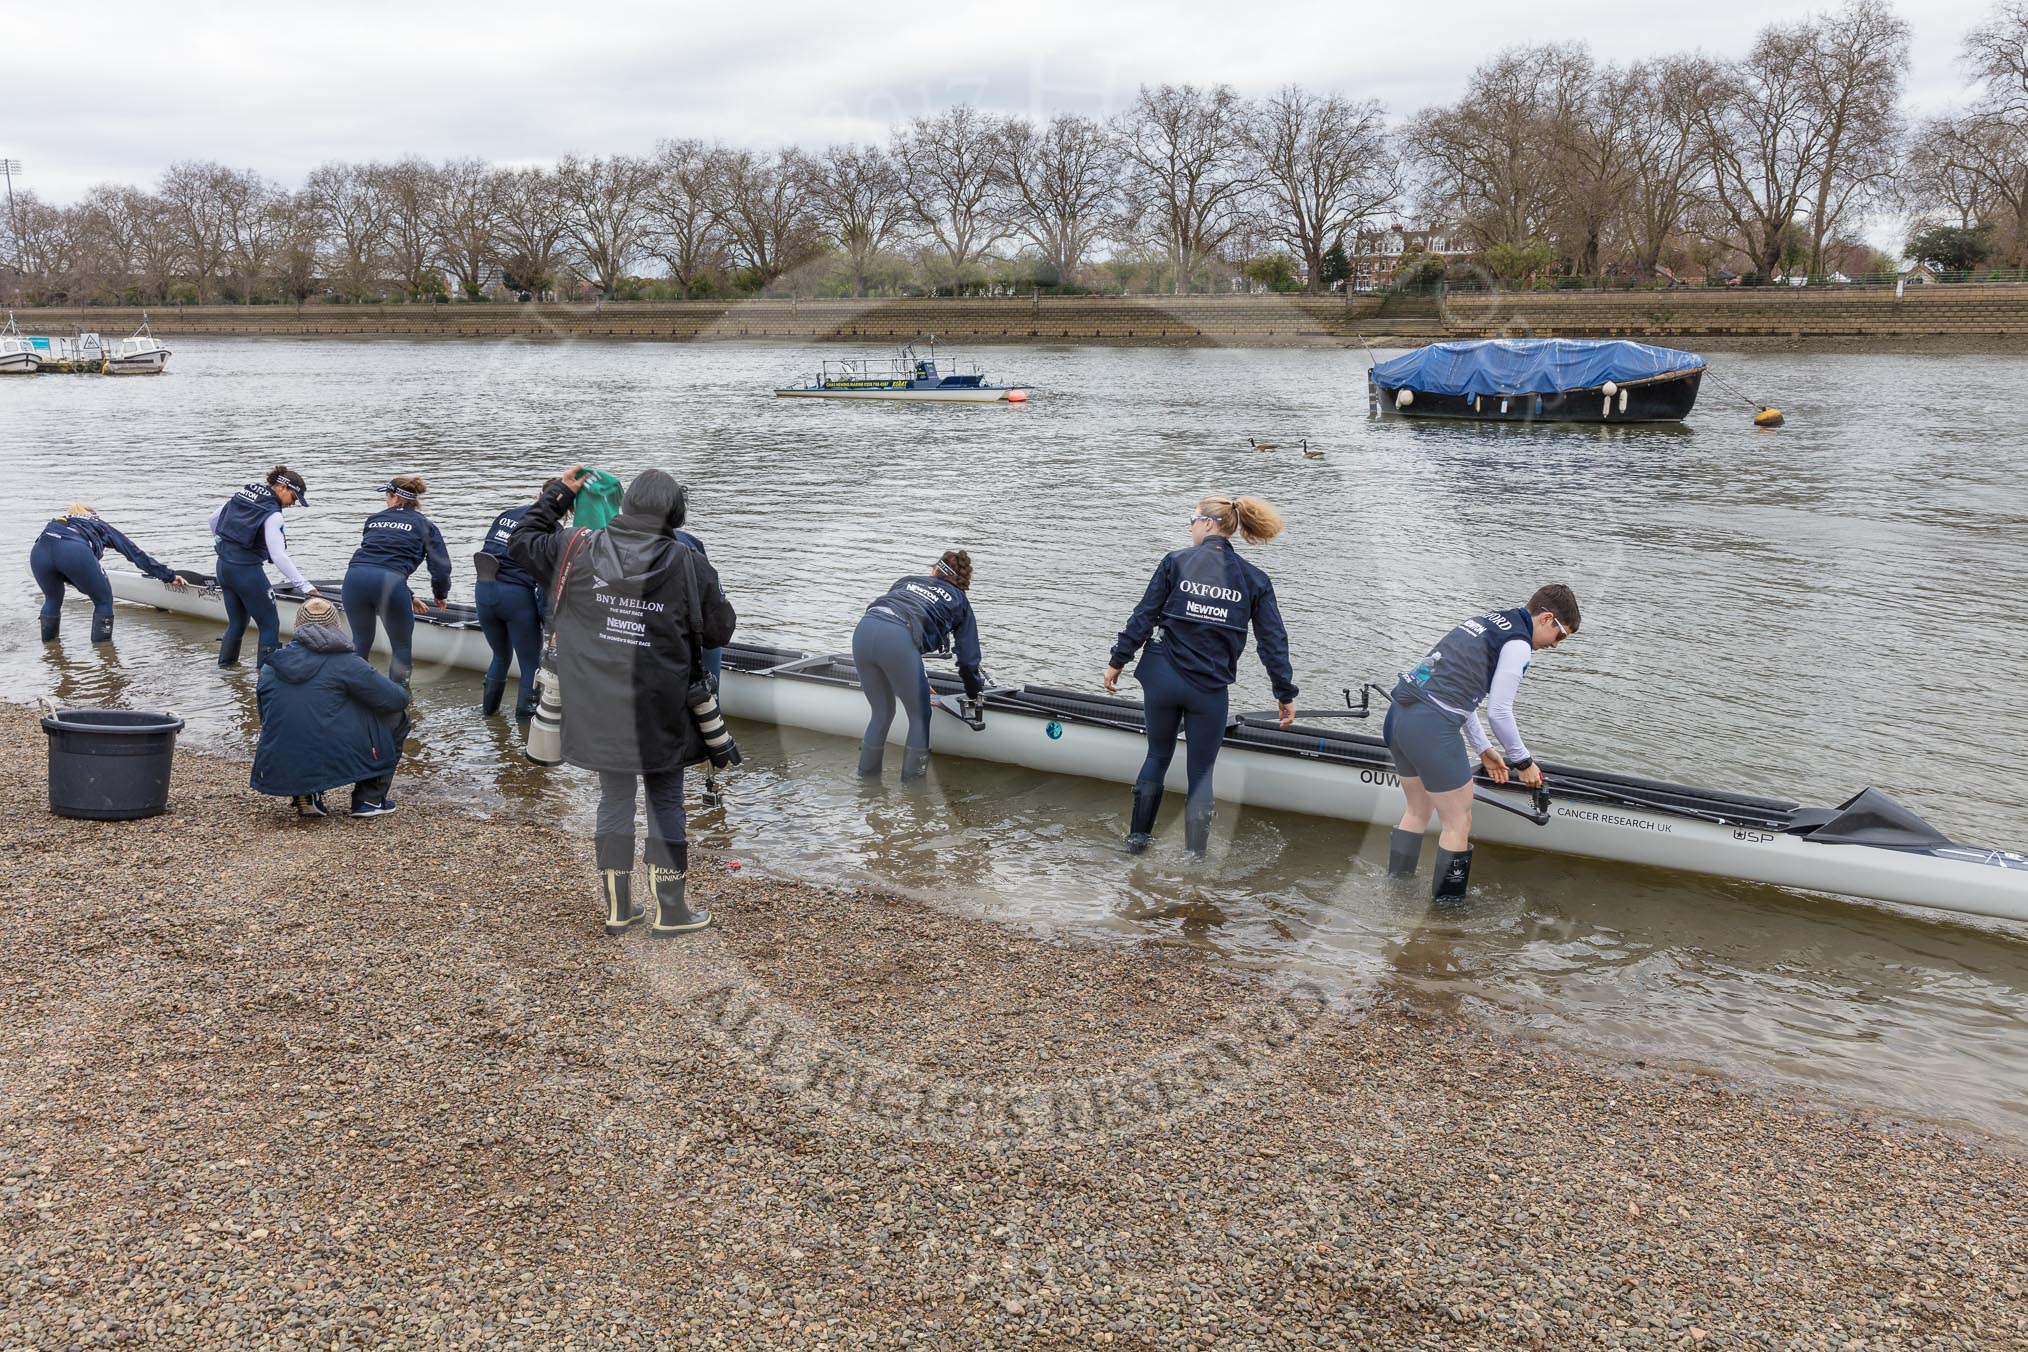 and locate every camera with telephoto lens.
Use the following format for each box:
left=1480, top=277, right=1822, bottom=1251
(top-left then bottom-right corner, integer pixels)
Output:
left=689, top=679, right=741, bottom=768
left=525, top=658, right=565, bottom=766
